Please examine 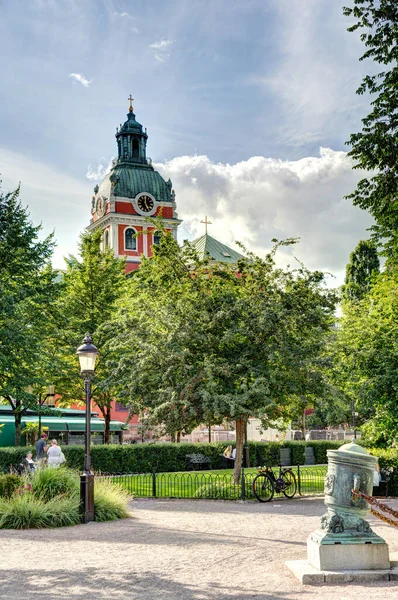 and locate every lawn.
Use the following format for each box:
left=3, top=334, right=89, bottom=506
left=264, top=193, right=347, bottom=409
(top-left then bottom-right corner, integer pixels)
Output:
left=104, top=465, right=327, bottom=500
